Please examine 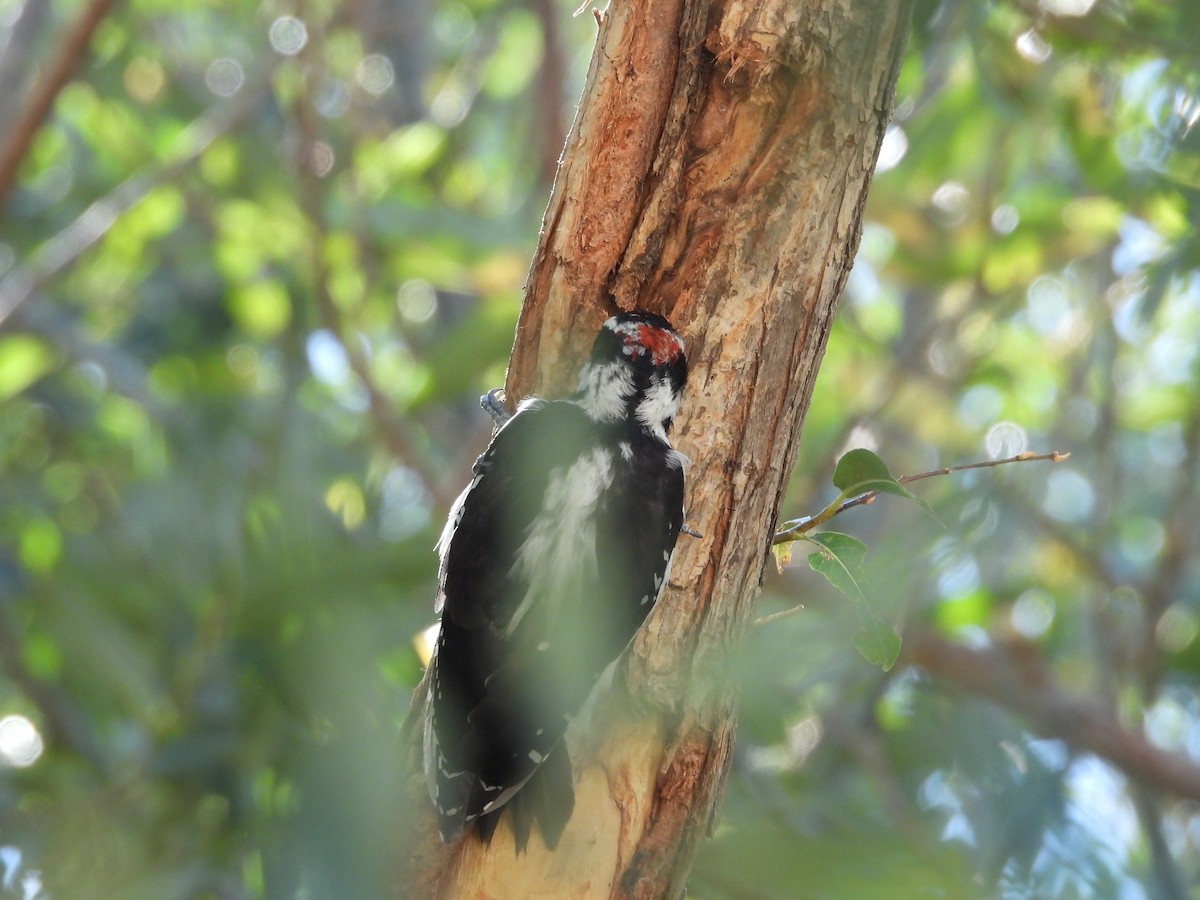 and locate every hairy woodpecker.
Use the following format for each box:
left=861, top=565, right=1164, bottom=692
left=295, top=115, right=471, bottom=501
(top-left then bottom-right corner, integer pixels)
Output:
left=424, top=310, right=689, bottom=851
